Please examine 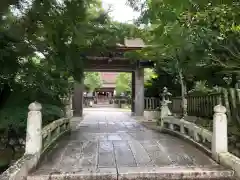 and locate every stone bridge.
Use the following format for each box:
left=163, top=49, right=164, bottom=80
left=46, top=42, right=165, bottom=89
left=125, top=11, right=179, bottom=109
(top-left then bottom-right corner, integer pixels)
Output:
left=2, top=102, right=240, bottom=180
